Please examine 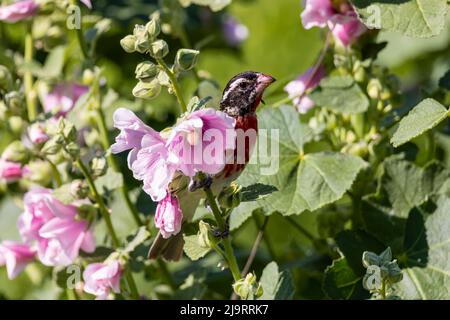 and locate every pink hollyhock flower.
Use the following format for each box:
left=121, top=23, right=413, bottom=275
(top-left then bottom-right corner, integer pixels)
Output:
left=83, top=260, right=122, bottom=300
left=111, top=108, right=163, bottom=167
left=0, top=158, right=26, bottom=182
left=28, top=123, right=49, bottom=145
left=0, top=241, right=35, bottom=279
left=155, top=194, right=183, bottom=239
left=328, top=11, right=367, bottom=47
left=80, top=0, right=92, bottom=9
left=38, top=217, right=95, bottom=266
left=167, top=108, right=235, bottom=177
left=43, top=83, right=89, bottom=117
left=301, top=0, right=336, bottom=29
left=0, top=0, right=38, bottom=23
left=284, top=65, right=325, bottom=113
